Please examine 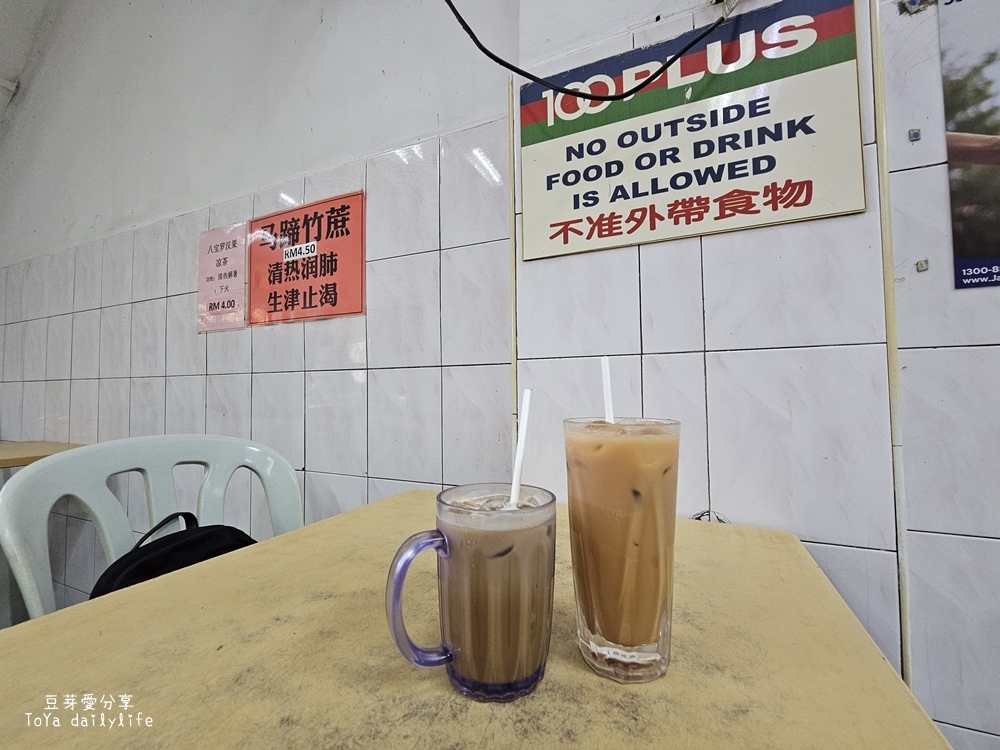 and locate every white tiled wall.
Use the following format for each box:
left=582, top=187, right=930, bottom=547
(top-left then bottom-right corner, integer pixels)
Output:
left=880, top=0, right=1000, bottom=740
left=0, top=117, right=514, bottom=607
left=937, top=723, right=1000, bottom=750
left=511, top=0, right=903, bottom=684
left=803, top=541, right=902, bottom=672
left=907, top=532, right=1000, bottom=737
left=899, top=347, right=1000, bottom=539
left=701, top=146, right=887, bottom=351
left=706, top=345, right=894, bottom=550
